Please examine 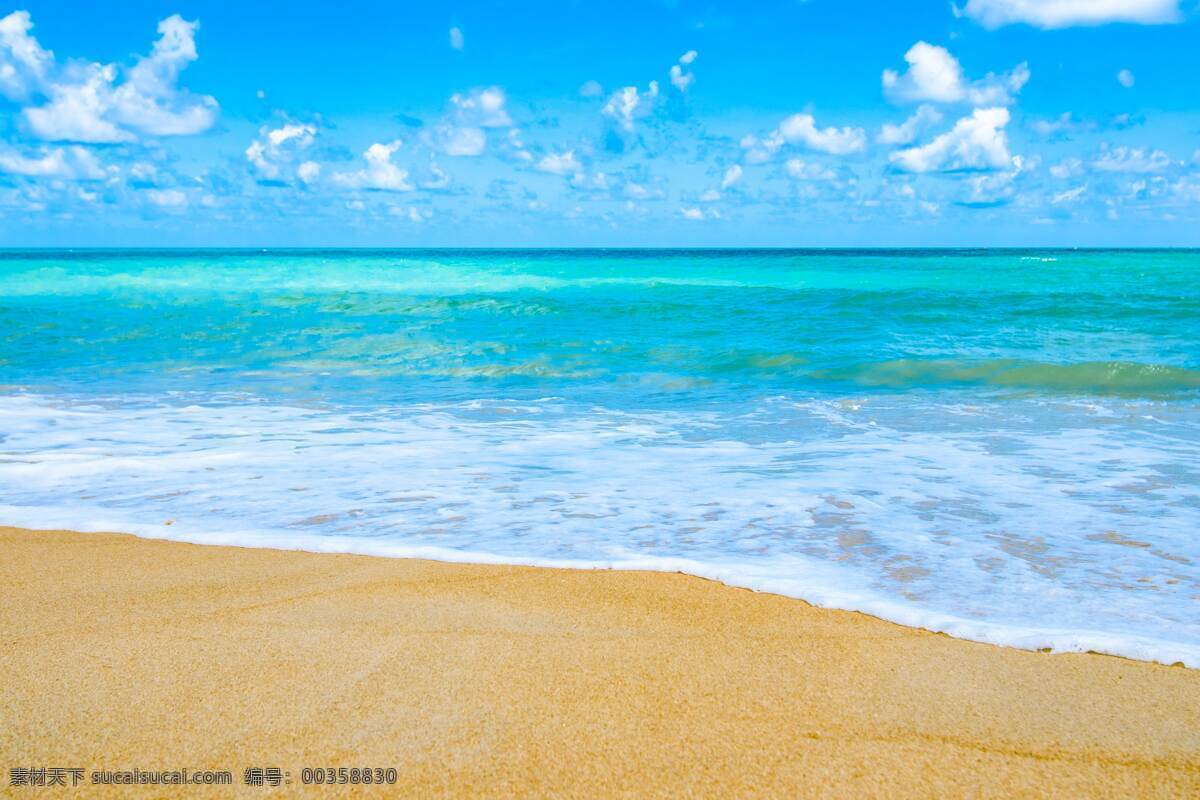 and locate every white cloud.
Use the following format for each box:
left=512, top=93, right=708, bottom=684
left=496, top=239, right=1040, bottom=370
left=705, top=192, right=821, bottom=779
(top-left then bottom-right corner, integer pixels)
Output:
left=689, top=206, right=720, bottom=220
left=22, top=63, right=132, bottom=143
left=623, top=182, right=664, bottom=200
left=419, top=162, right=451, bottom=190
left=0, top=145, right=105, bottom=179
left=128, top=161, right=161, bottom=185
left=785, top=159, right=838, bottom=181
left=883, top=42, right=1029, bottom=106
left=1049, top=157, right=1084, bottom=179
left=449, top=86, right=511, bottom=128
left=878, top=105, right=943, bottom=145
left=570, top=171, right=609, bottom=191
left=602, top=81, right=659, bottom=132
left=777, top=113, right=867, bottom=155
left=1031, top=112, right=1092, bottom=138
left=720, top=164, right=742, bottom=190
left=144, top=188, right=188, bottom=208
left=681, top=206, right=720, bottom=220
left=440, top=126, right=487, bottom=156
left=1117, top=69, right=1136, bottom=88
left=601, top=51, right=697, bottom=133
left=0, top=11, right=53, bottom=101
left=1091, top=146, right=1172, bottom=173
left=433, top=86, right=512, bottom=156
left=19, top=13, right=217, bottom=143
left=961, top=170, right=1018, bottom=205
left=334, top=140, right=414, bottom=191
left=111, top=15, right=217, bottom=136
left=1052, top=184, right=1088, bottom=204
left=297, top=161, right=321, bottom=184
left=961, top=0, right=1181, bottom=29
left=501, top=128, right=533, bottom=163
left=391, top=204, right=432, bottom=222
left=890, top=107, right=1014, bottom=173
left=579, top=80, right=603, bottom=98
left=266, top=124, right=312, bottom=148
left=744, top=113, right=866, bottom=161
left=535, top=150, right=581, bottom=176
left=669, top=50, right=698, bottom=92
left=245, top=122, right=317, bottom=180
left=883, top=42, right=963, bottom=104
left=448, top=26, right=464, bottom=51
